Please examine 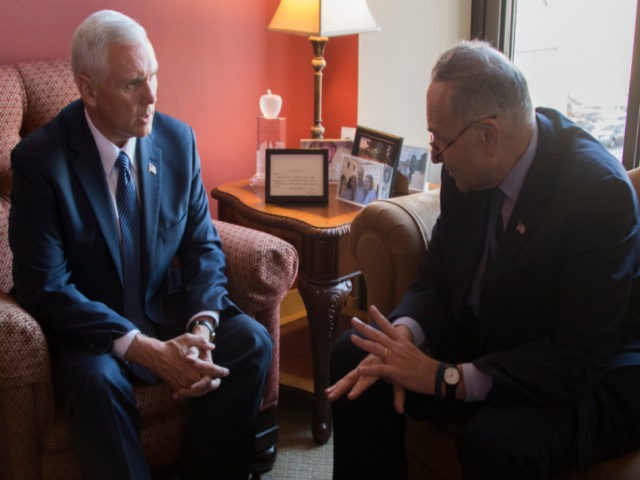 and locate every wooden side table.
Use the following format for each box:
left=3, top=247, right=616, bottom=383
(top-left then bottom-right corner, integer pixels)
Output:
left=211, top=179, right=362, bottom=445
